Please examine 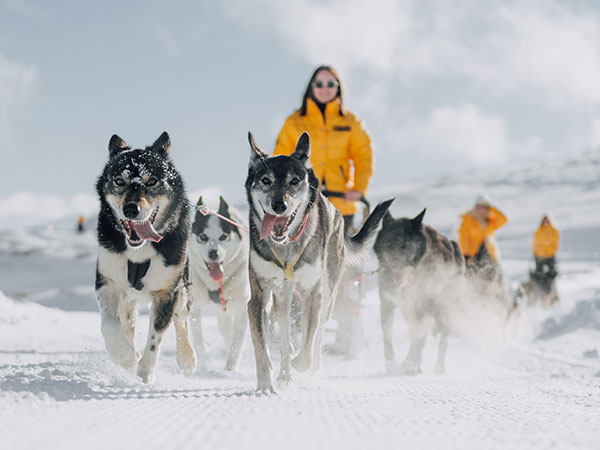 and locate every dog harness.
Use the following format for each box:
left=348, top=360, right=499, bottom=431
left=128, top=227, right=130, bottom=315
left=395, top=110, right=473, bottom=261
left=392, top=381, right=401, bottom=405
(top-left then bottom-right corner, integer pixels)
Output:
left=128, top=260, right=151, bottom=291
